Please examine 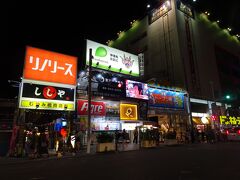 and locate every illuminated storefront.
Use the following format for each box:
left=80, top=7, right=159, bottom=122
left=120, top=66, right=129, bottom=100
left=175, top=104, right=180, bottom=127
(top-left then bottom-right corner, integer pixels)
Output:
left=147, top=86, right=189, bottom=140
